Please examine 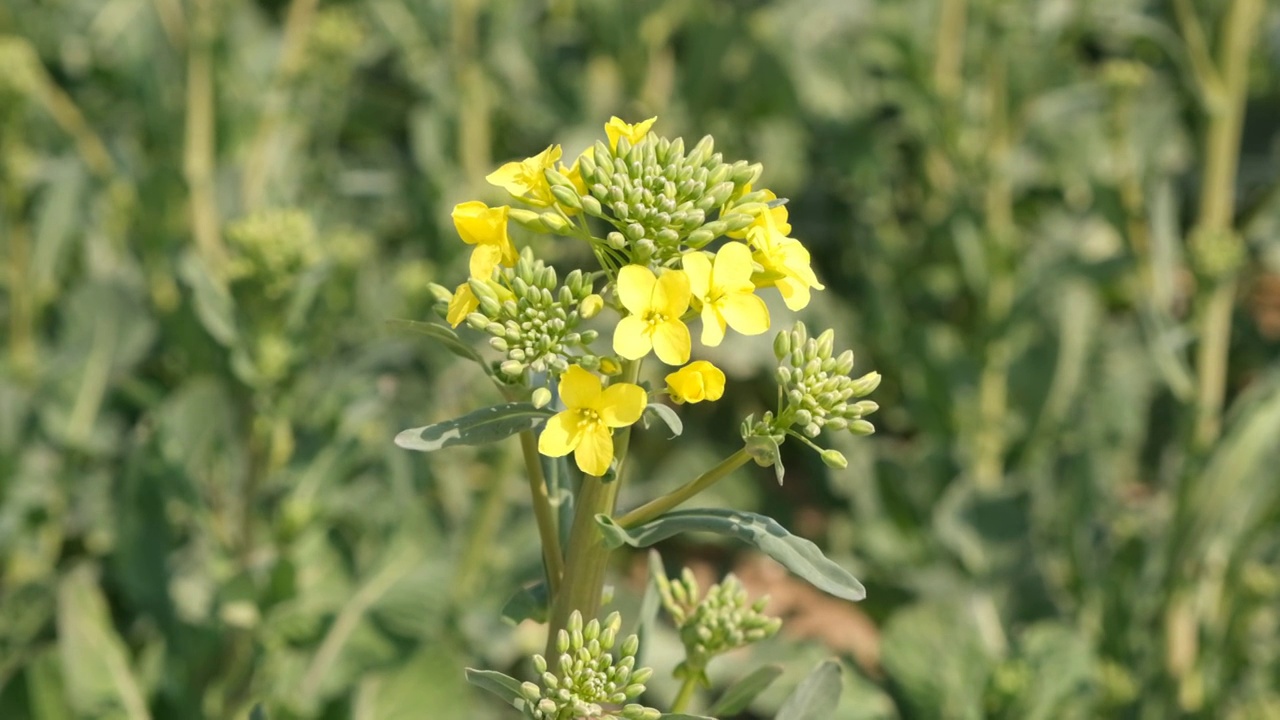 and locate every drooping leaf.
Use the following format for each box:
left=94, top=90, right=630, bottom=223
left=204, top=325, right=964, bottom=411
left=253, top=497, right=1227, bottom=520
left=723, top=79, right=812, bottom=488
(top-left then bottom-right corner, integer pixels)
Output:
left=501, top=581, right=549, bottom=625
left=463, top=668, right=526, bottom=709
left=595, top=510, right=865, bottom=601
left=775, top=660, right=842, bottom=720
left=708, top=664, right=785, bottom=716
left=386, top=319, right=490, bottom=369
left=178, top=251, right=239, bottom=346
left=56, top=564, right=152, bottom=720
left=879, top=601, right=992, bottom=718
left=395, top=403, right=553, bottom=452
left=643, top=403, right=683, bottom=438
left=632, top=550, right=666, bottom=667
